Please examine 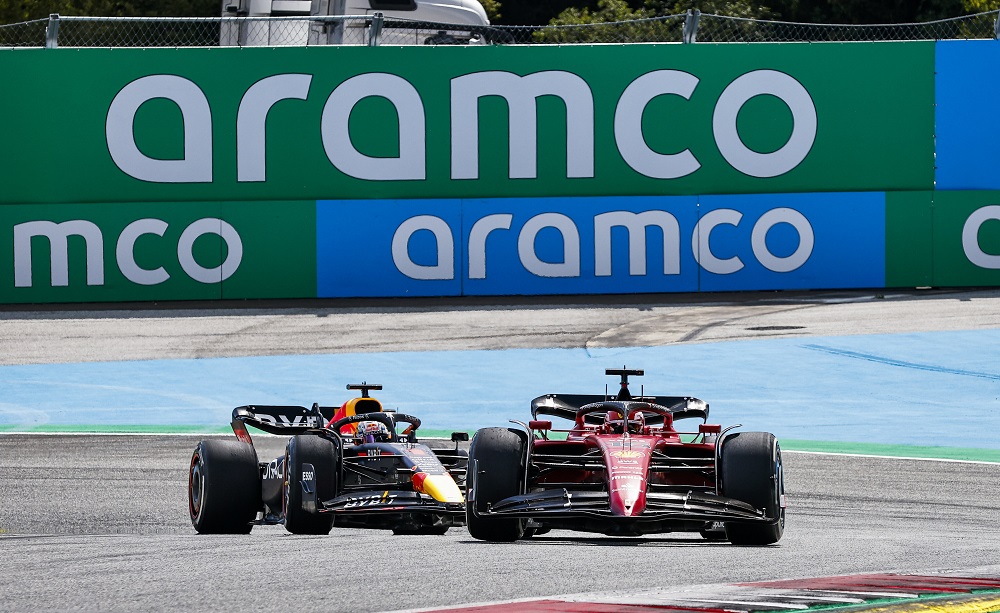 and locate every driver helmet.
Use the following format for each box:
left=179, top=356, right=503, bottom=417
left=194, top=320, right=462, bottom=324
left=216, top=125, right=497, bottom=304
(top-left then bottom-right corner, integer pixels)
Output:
left=605, top=410, right=625, bottom=433
left=627, top=412, right=646, bottom=434
left=357, top=420, right=391, bottom=443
